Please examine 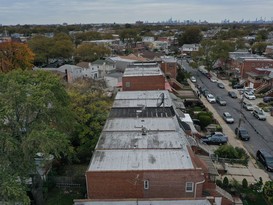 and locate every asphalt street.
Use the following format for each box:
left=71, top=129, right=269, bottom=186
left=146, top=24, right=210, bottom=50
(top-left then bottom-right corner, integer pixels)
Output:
left=180, top=59, right=273, bottom=178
